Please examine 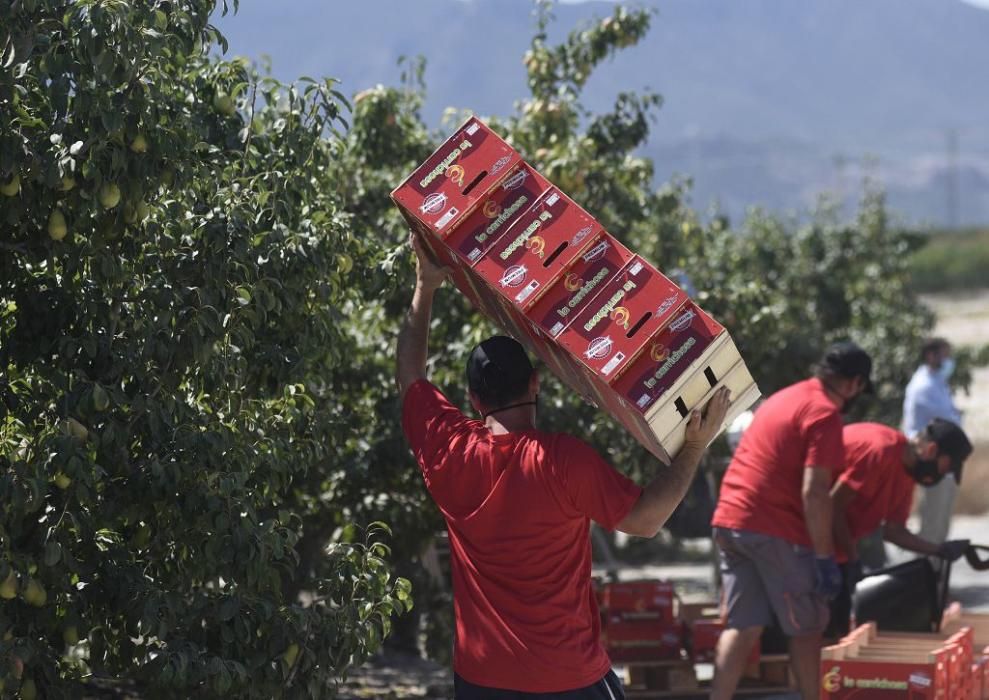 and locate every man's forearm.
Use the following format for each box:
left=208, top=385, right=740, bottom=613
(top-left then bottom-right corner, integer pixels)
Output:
left=883, top=523, right=940, bottom=556
left=804, top=489, right=834, bottom=556
left=634, top=440, right=706, bottom=537
left=396, top=282, right=436, bottom=393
